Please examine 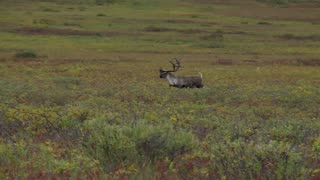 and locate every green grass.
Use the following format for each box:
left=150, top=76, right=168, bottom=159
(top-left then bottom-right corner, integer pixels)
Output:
left=0, top=0, right=319, bottom=57
left=0, top=0, right=320, bottom=179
